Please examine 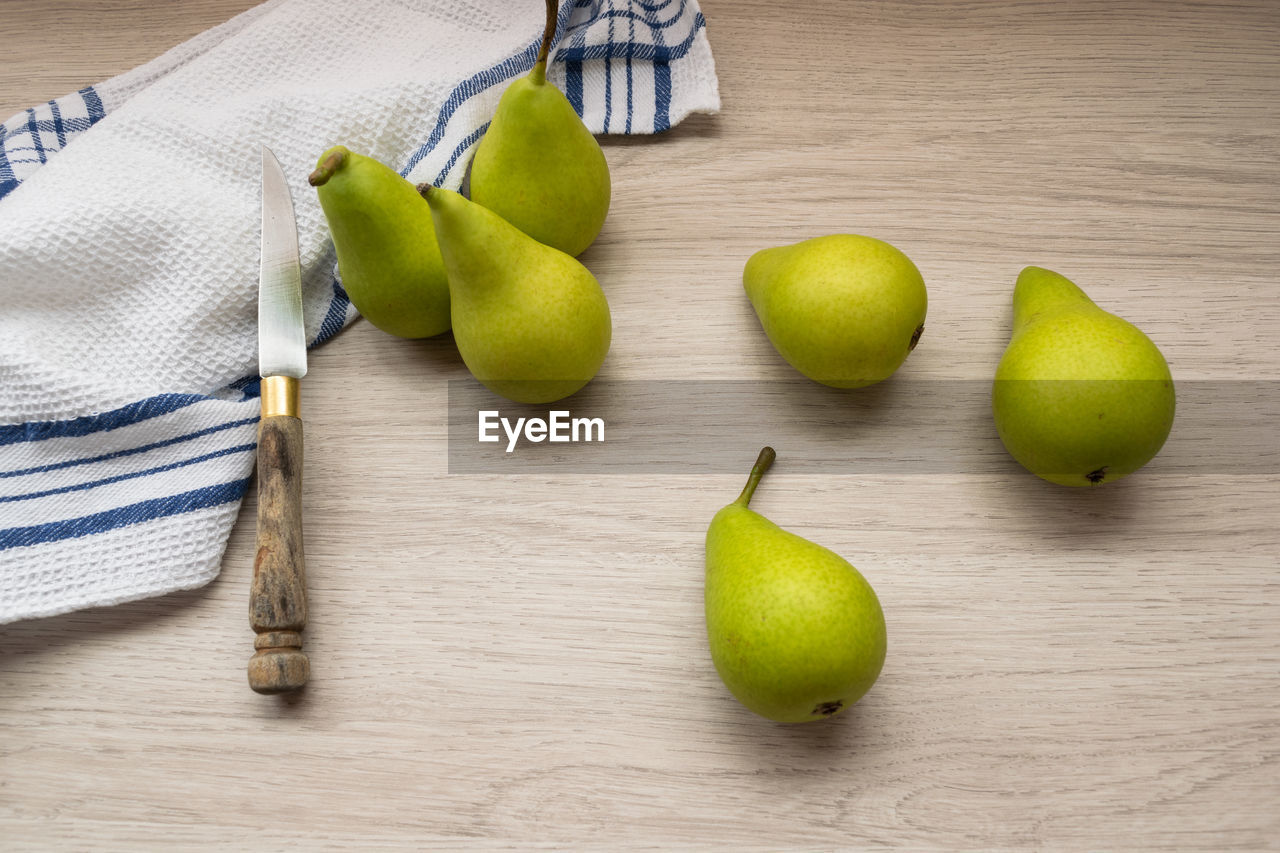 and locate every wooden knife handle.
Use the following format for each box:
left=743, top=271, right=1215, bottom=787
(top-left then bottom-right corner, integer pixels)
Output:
left=248, top=398, right=309, bottom=694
